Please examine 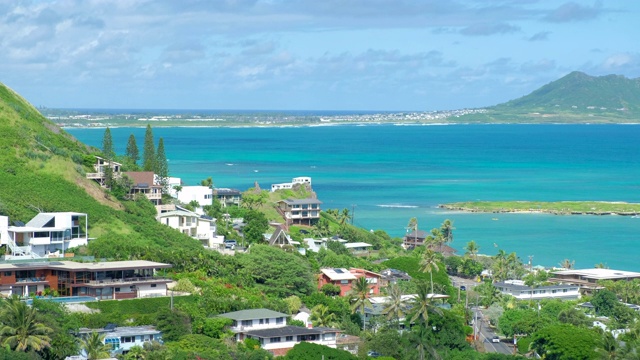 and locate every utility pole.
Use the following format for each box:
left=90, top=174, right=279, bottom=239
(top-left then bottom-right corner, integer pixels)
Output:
left=351, top=204, right=356, bottom=225
left=528, top=255, right=534, bottom=271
